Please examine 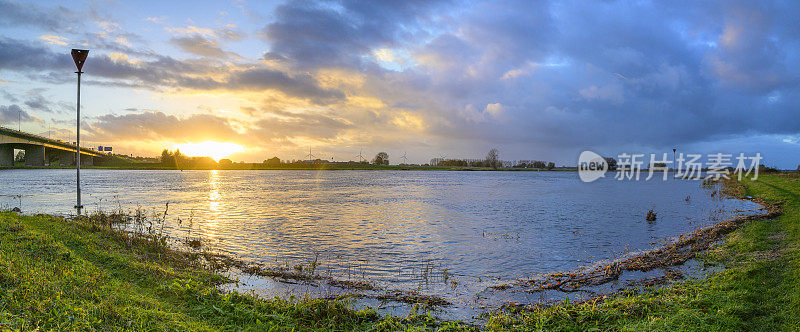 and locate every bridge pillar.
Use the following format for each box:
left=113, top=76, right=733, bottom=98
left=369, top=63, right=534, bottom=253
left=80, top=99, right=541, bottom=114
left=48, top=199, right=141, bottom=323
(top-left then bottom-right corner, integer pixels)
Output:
left=57, top=150, right=76, bottom=166
left=24, top=144, right=46, bottom=166
left=81, top=155, right=94, bottom=166
left=0, top=144, right=12, bottom=166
